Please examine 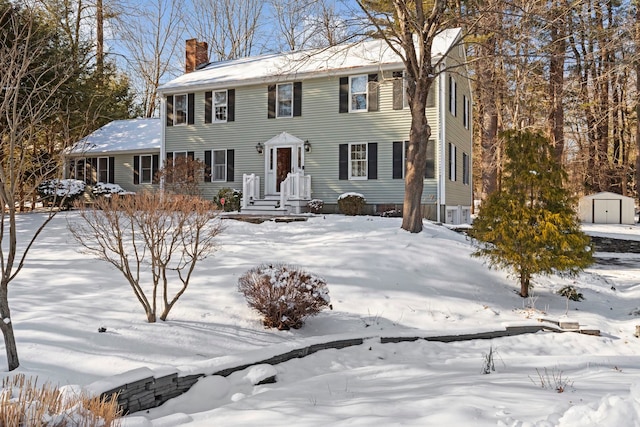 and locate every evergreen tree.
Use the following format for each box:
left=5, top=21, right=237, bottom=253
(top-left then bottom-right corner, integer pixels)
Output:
left=470, top=130, right=593, bottom=297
